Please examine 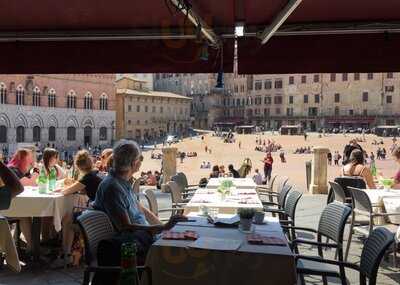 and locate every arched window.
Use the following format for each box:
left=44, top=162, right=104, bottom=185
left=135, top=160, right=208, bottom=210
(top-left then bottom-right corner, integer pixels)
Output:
left=67, top=126, right=76, bottom=141
left=48, top=126, right=56, bottom=141
left=48, top=88, right=56, bottom=108
left=0, top=83, right=7, bottom=104
left=99, top=93, right=108, bottom=110
left=33, top=126, right=41, bottom=142
left=32, top=87, right=41, bottom=107
left=0, top=125, right=7, bottom=142
left=67, top=90, right=76, bottom=109
left=99, top=127, right=107, bottom=140
left=16, top=85, right=25, bottom=105
left=16, top=126, right=25, bottom=142
left=84, top=92, right=93, bottom=110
